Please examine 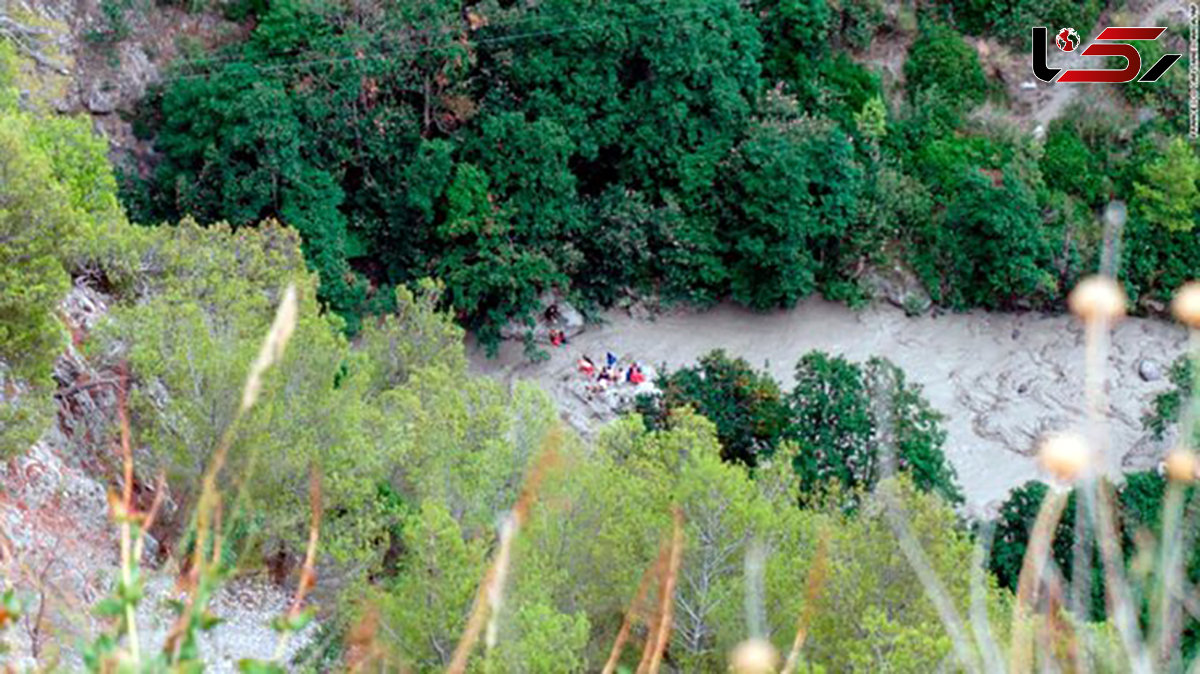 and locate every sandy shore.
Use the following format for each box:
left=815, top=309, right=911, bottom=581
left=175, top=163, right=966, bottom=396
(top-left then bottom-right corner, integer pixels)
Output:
left=469, top=299, right=1189, bottom=516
